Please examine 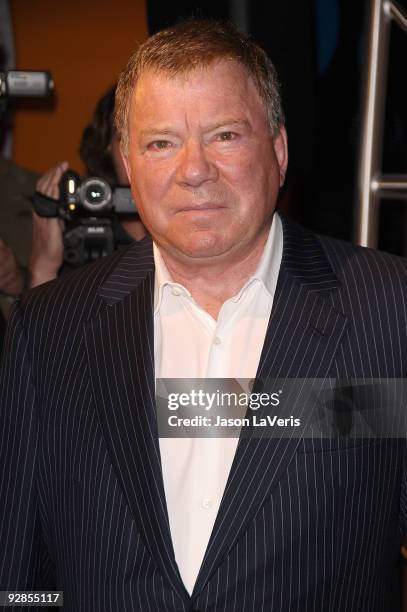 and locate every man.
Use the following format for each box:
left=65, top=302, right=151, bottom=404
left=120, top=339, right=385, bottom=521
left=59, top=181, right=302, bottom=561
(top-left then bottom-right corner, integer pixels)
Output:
left=1, top=20, right=407, bottom=612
